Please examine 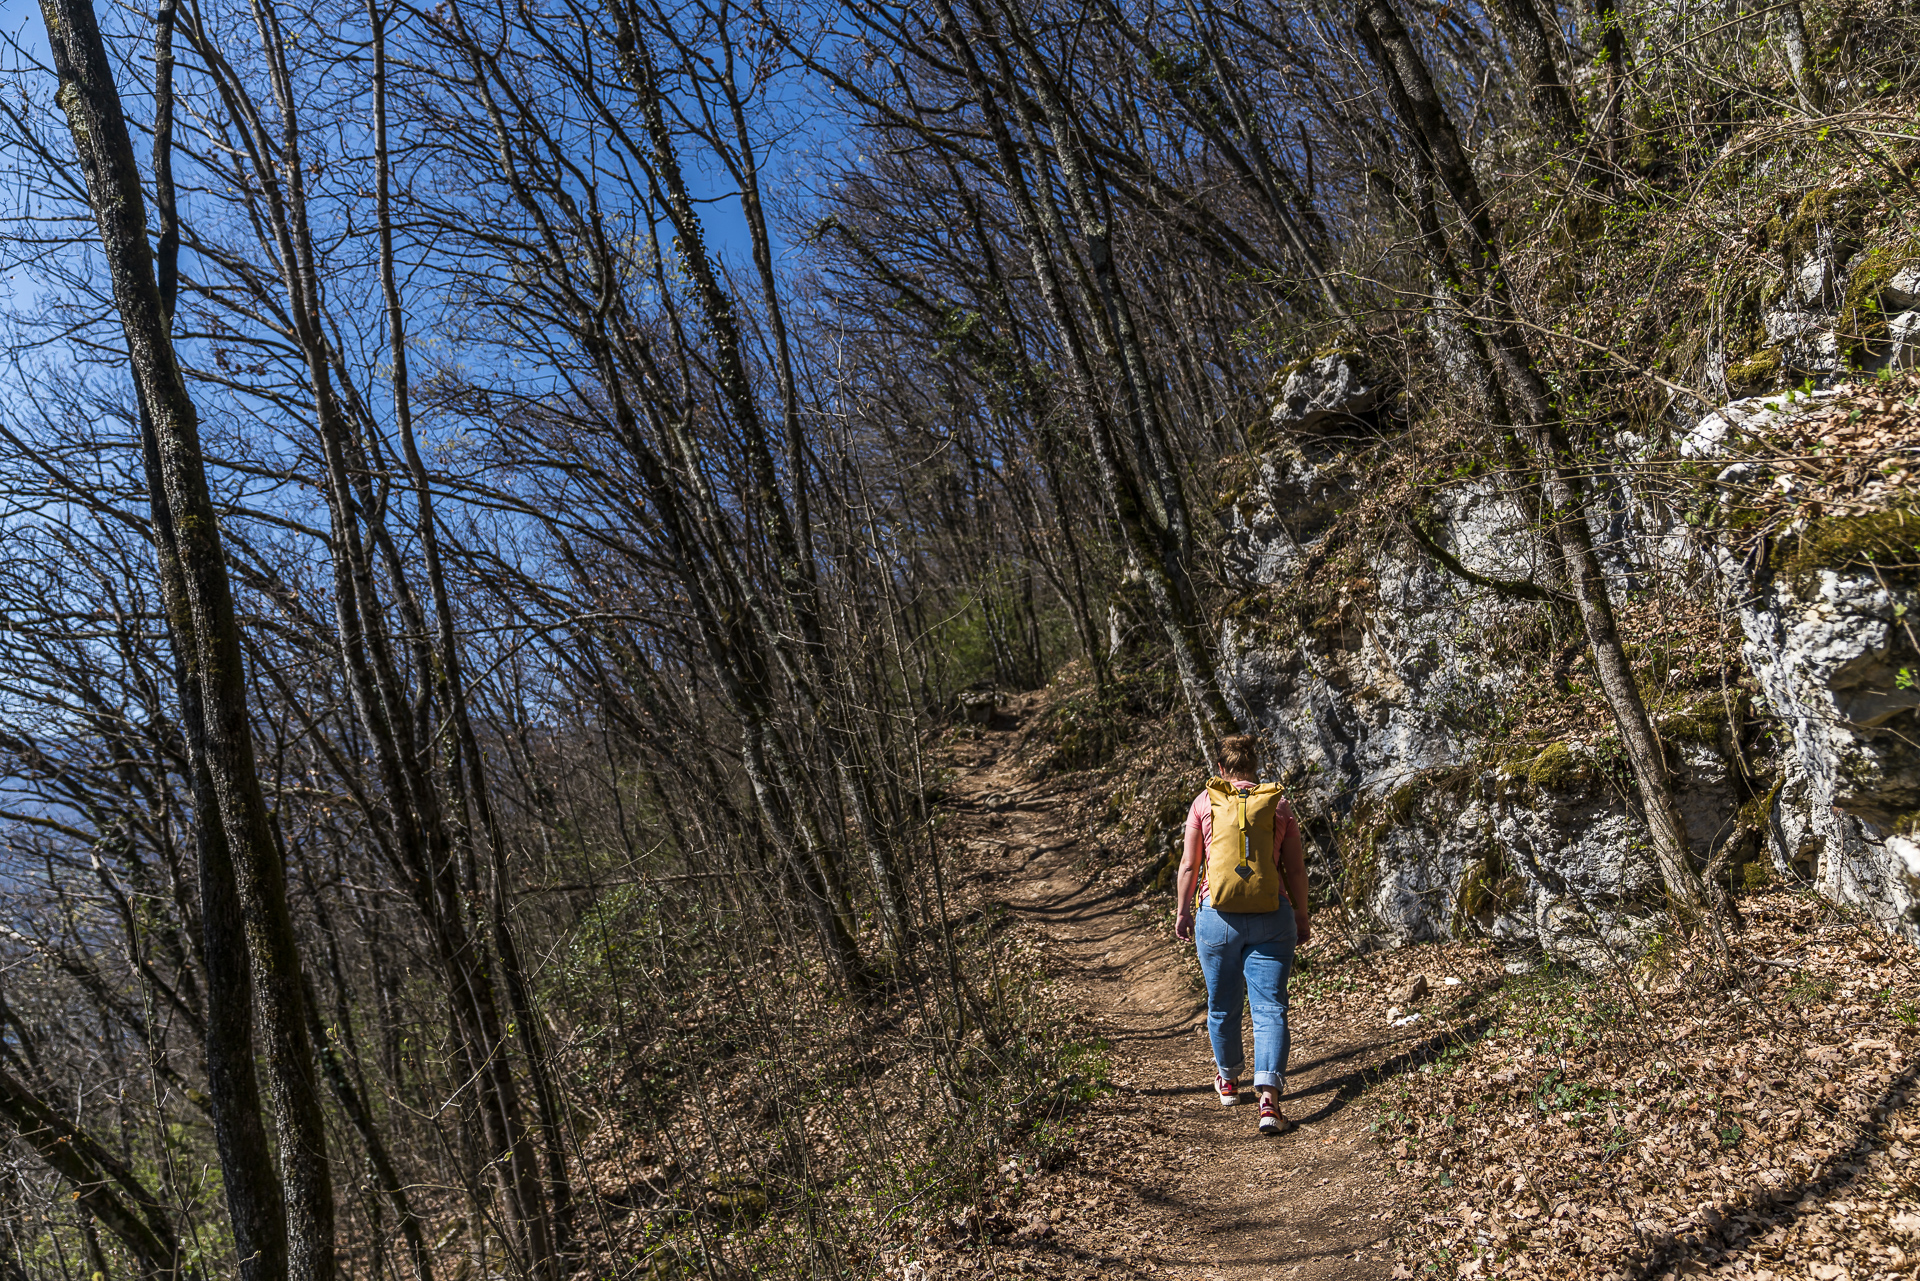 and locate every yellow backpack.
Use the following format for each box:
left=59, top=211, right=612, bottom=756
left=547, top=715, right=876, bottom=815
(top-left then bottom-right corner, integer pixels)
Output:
left=1204, top=777, right=1287, bottom=913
